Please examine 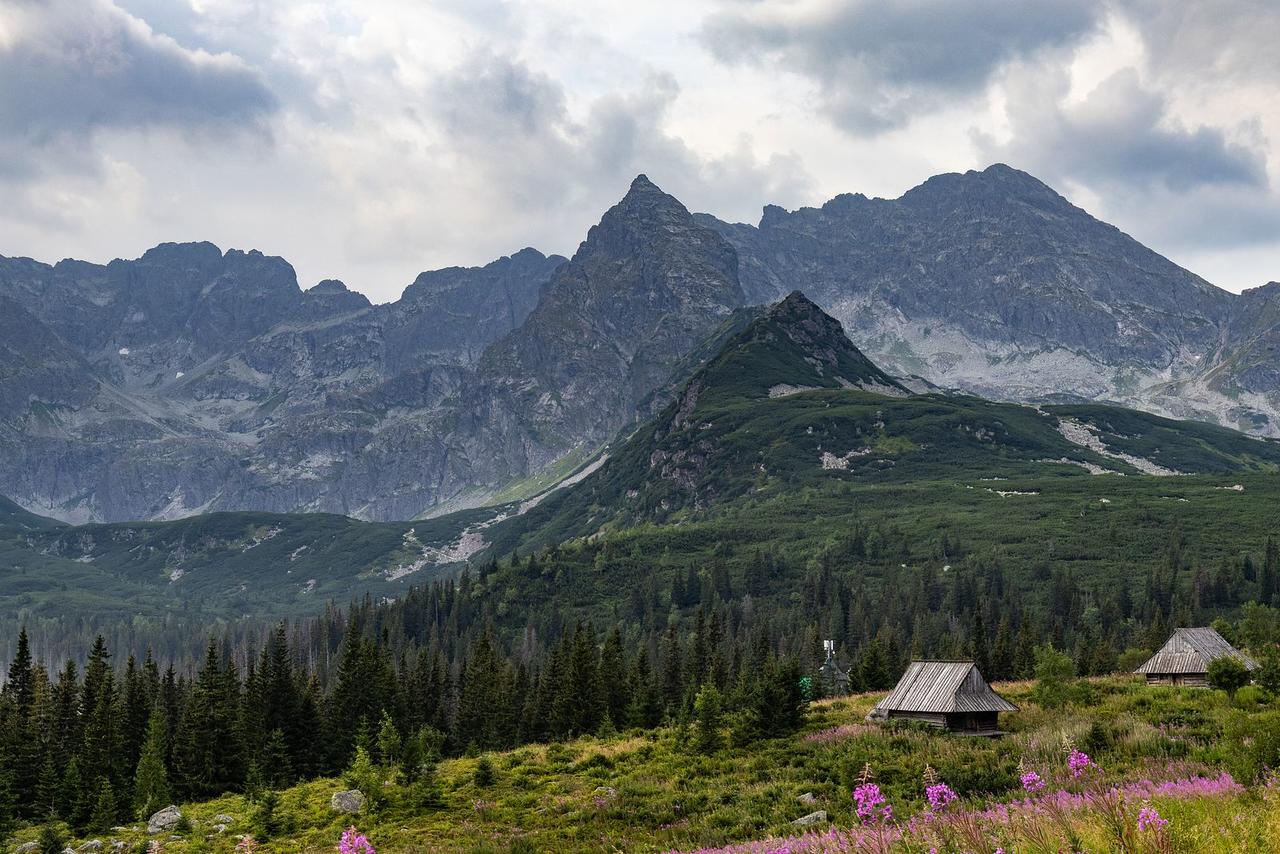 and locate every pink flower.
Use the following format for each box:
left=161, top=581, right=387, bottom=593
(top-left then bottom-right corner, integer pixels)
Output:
left=1068, top=749, right=1094, bottom=778
left=338, top=826, right=376, bottom=854
left=925, top=782, right=958, bottom=811
left=853, top=782, right=891, bottom=824
left=1020, top=771, right=1046, bottom=793
left=1137, top=806, right=1169, bottom=832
